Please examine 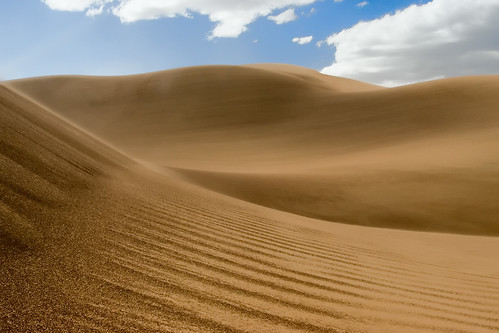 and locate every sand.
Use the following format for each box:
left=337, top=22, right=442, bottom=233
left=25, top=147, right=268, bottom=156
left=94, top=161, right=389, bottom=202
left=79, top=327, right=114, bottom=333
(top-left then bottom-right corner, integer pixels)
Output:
left=1, top=64, right=499, bottom=332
